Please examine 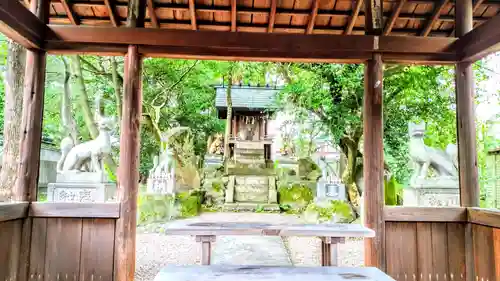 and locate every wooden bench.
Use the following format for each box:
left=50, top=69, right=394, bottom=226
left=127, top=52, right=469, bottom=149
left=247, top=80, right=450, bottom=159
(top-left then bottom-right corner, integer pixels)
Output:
left=163, top=222, right=374, bottom=266
left=153, top=265, right=395, bottom=281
